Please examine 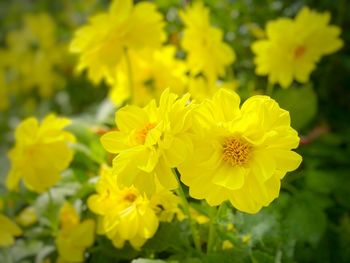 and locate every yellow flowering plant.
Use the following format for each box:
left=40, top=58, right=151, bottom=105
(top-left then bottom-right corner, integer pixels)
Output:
left=0, top=1, right=348, bottom=262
